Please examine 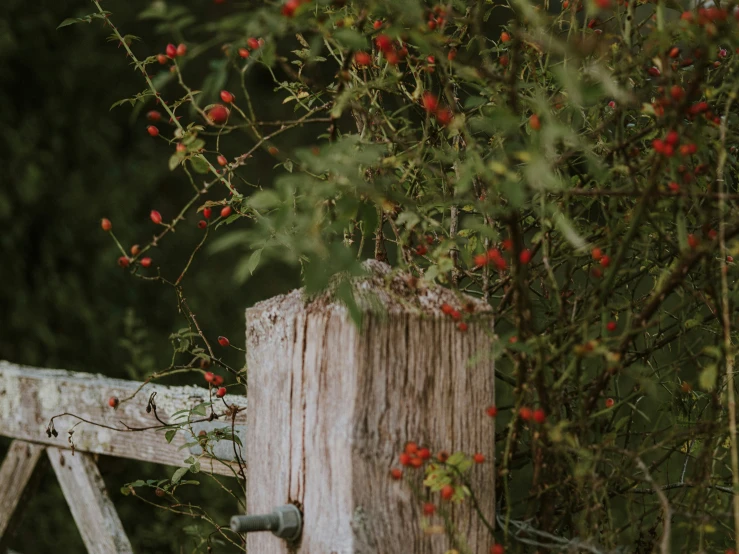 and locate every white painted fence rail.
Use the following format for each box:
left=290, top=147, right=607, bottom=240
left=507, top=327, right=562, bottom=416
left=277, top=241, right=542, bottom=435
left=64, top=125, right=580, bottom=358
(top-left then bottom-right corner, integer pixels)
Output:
left=0, top=361, right=247, bottom=553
